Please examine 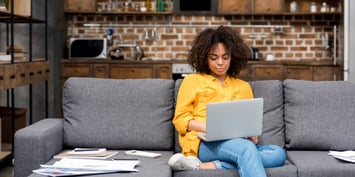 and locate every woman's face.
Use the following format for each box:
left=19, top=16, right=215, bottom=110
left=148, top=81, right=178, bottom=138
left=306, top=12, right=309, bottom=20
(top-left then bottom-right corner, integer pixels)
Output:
left=208, top=43, right=231, bottom=81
